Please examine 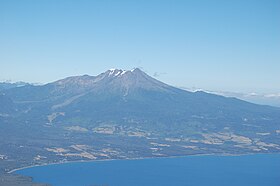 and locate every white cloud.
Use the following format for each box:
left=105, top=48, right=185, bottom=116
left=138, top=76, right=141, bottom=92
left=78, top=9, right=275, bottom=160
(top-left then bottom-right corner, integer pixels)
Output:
left=264, top=93, right=280, bottom=98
